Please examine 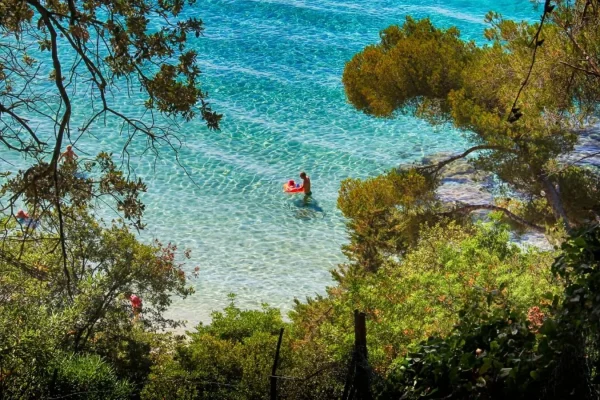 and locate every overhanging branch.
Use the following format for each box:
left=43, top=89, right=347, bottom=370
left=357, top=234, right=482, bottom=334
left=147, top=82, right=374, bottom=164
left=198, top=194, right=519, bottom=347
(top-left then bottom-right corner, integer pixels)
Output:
left=559, top=61, right=600, bottom=78
left=449, top=204, right=545, bottom=232
left=27, top=0, right=73, bottom=299
left=416, top=145, right=514, bottom=176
